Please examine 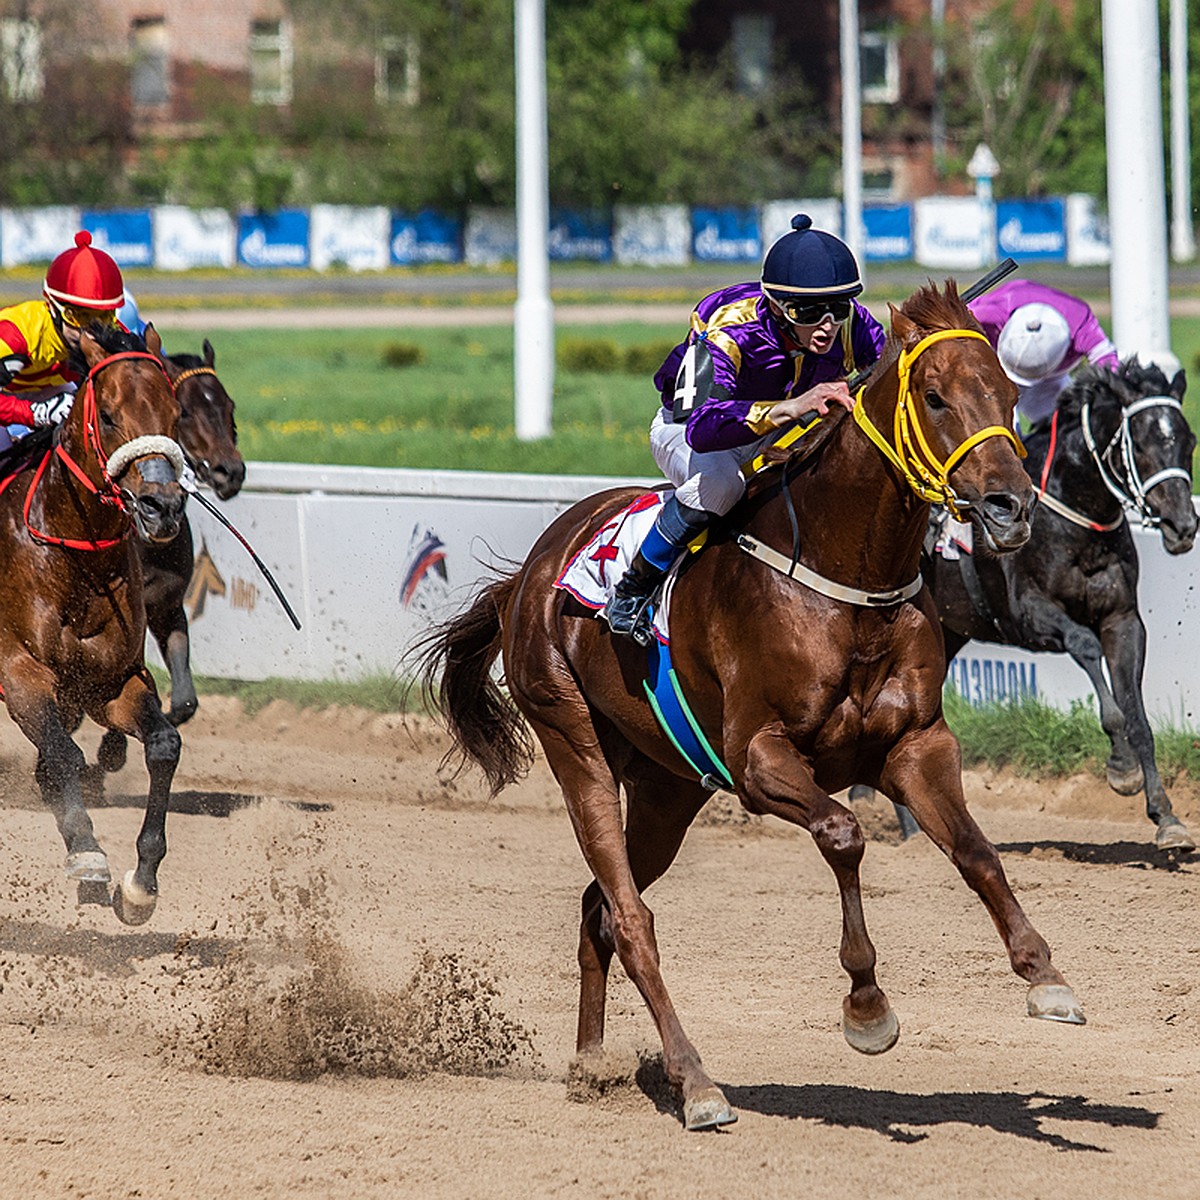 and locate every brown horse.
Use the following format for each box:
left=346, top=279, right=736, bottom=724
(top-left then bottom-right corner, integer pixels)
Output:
left=418, top=282, right=1087, bottom=1130
left=0, top=324, right=186, bottom=925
